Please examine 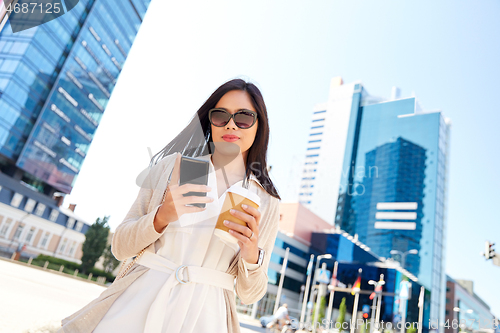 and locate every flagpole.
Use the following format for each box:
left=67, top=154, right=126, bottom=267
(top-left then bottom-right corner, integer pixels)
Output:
left=369, top=287, right=377, bottom=333
left=325, top=261, right=338, bottom=327
left=300, top=254, right=315, bottom=329
left=375, top=275, right=384, bottom=327
left=351, top=292, right=360, bottom=333
left=350, top=268, right=362, bottom=333
left=274, top=247, right=290, bottom=315
left=370, top=274, right=385, bottom=333
left=417, top=286, right=424, bottom=333
left=398, top=280, right=410, bottom=333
